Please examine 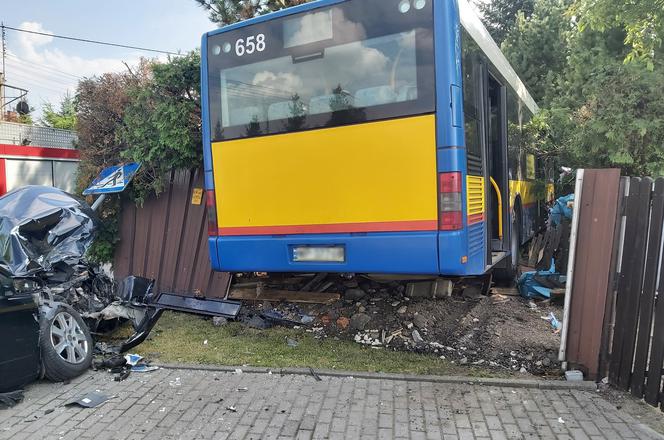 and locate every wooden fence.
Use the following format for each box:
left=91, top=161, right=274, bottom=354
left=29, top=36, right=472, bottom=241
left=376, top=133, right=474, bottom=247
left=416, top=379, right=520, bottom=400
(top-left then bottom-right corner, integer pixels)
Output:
left=562, top=172, right=664, bottom=409
left=113, top=168, right=231, bottom=299
left=608, top=177, right=664, bottom=407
